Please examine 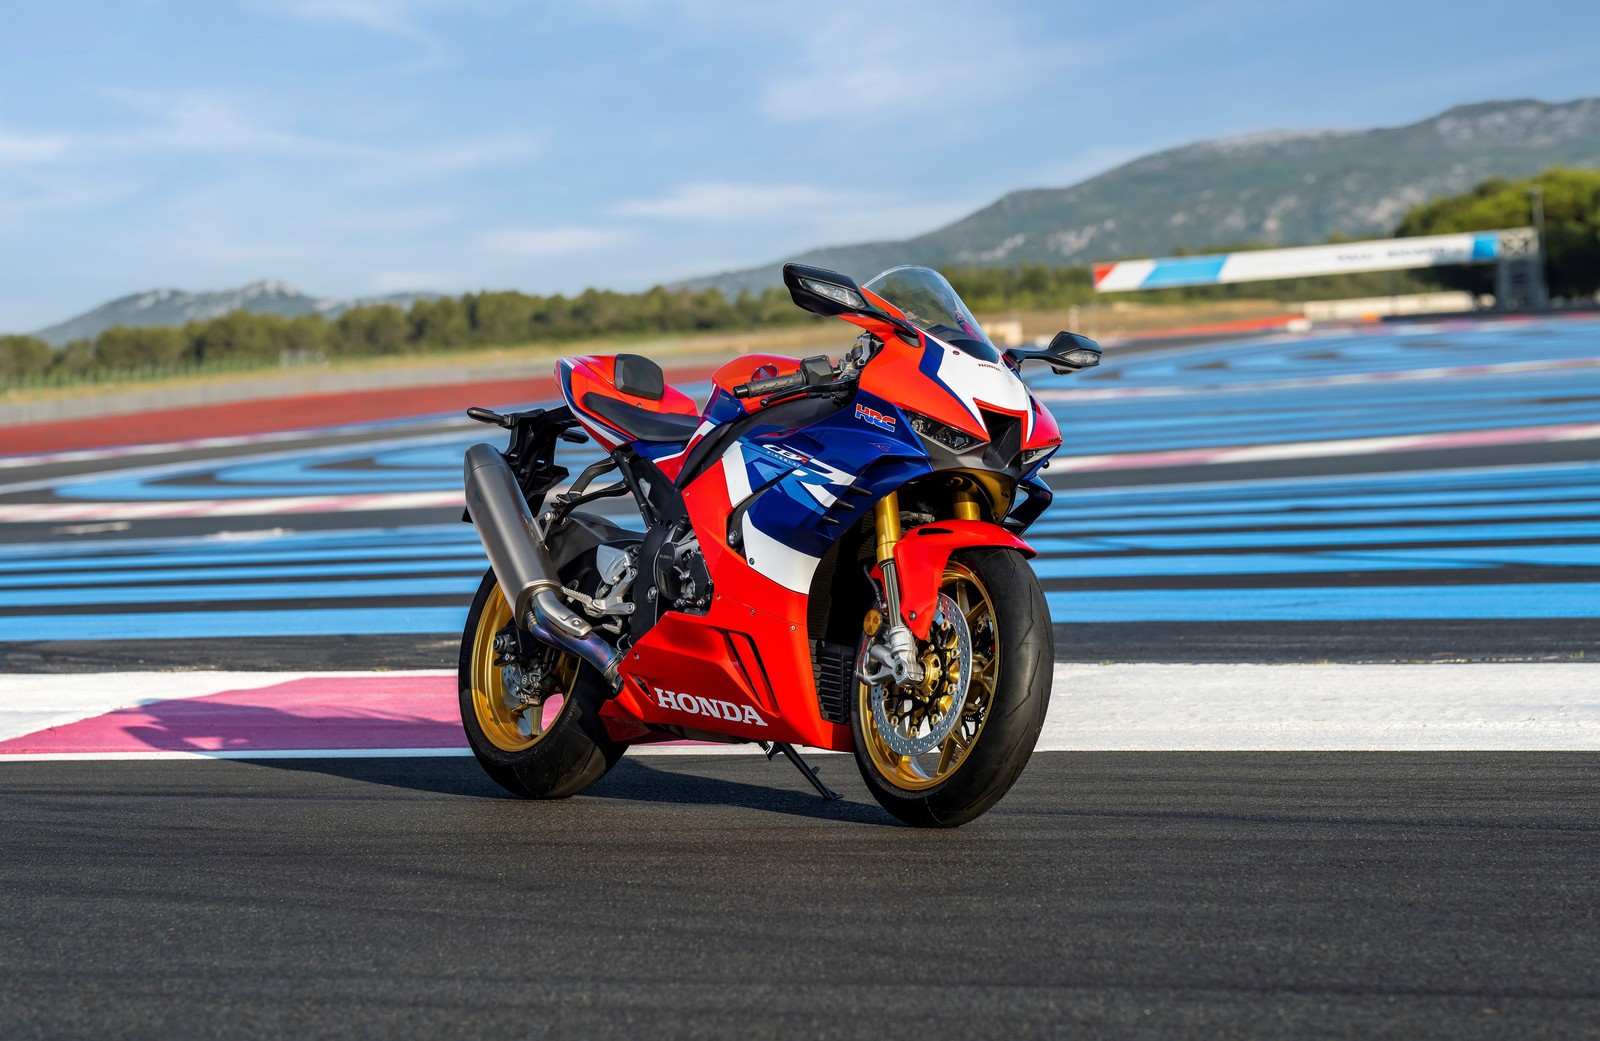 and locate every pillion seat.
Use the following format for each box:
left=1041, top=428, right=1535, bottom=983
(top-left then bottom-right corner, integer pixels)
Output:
left=560, top=353, right=701, bottom=446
